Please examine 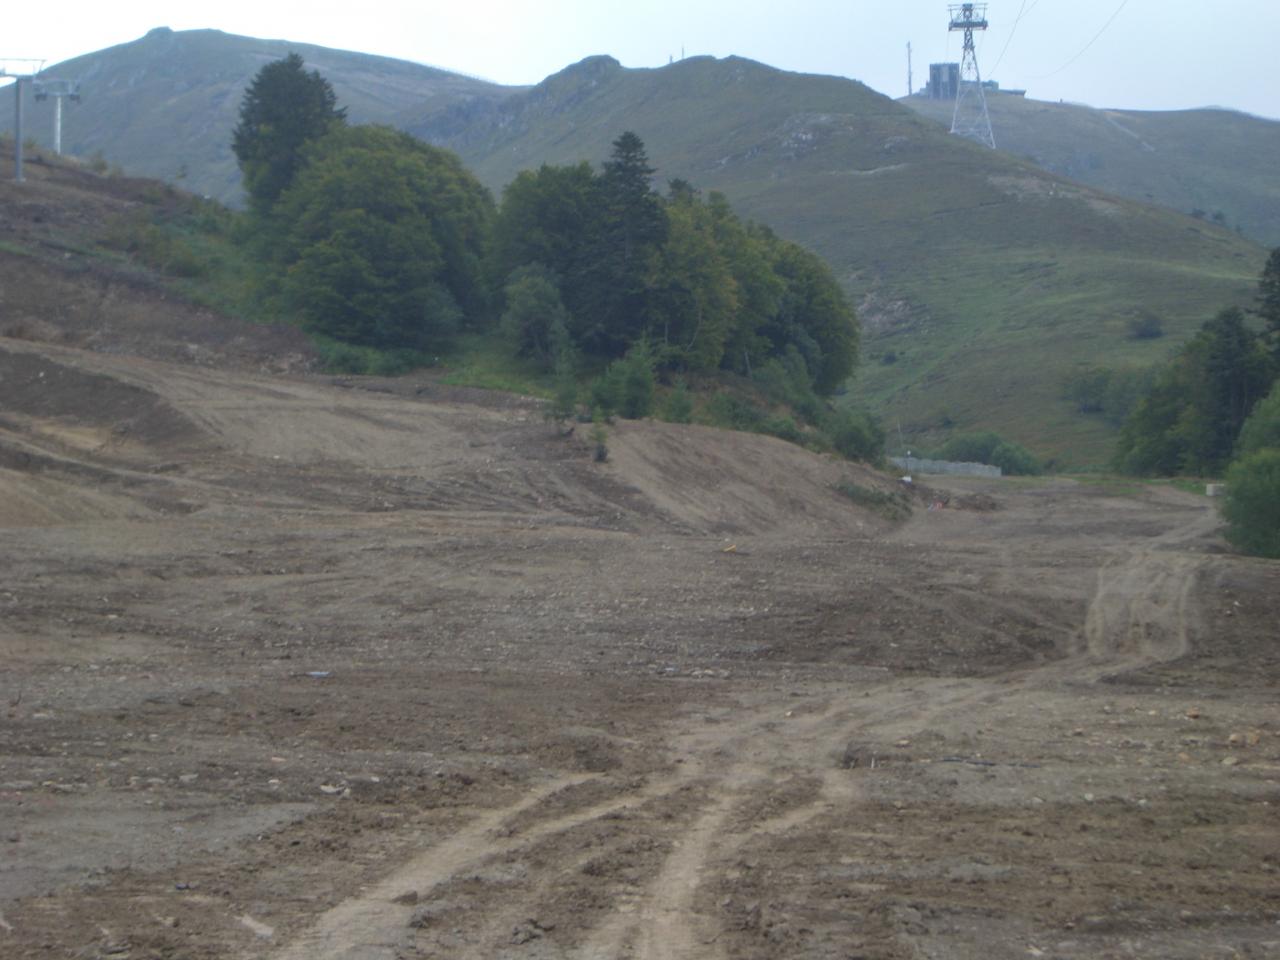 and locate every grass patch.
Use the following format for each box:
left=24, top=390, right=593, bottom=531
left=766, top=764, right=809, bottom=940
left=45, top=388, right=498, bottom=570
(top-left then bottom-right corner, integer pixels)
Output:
left=433, top=333, right=552, bottom=396
left=835, top=481, right=912, bottom=520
